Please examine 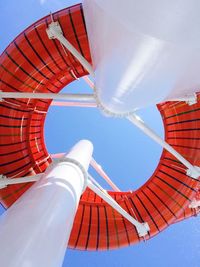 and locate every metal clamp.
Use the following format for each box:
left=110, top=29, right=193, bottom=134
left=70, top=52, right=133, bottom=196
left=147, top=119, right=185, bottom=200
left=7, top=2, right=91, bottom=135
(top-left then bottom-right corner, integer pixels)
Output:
left=52, top=157, right=88, bottom=192
left=46, top=21, right=63, bottom=39
left=189, top=198, right=200, bottom=209
left=93, top=88, right=135, bottom=118
left=186, top=166, right=200, bottom=179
